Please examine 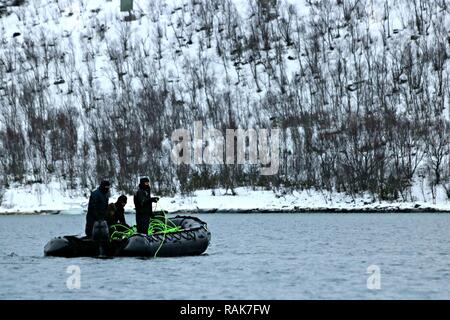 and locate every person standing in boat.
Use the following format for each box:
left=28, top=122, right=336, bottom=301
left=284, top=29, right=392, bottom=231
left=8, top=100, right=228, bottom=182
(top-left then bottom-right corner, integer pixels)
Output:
left=85, top=180, right=111, bottom=237
left=106, top=195, right=129, bottom=228
left=134, top=177, right=159, bottom=234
